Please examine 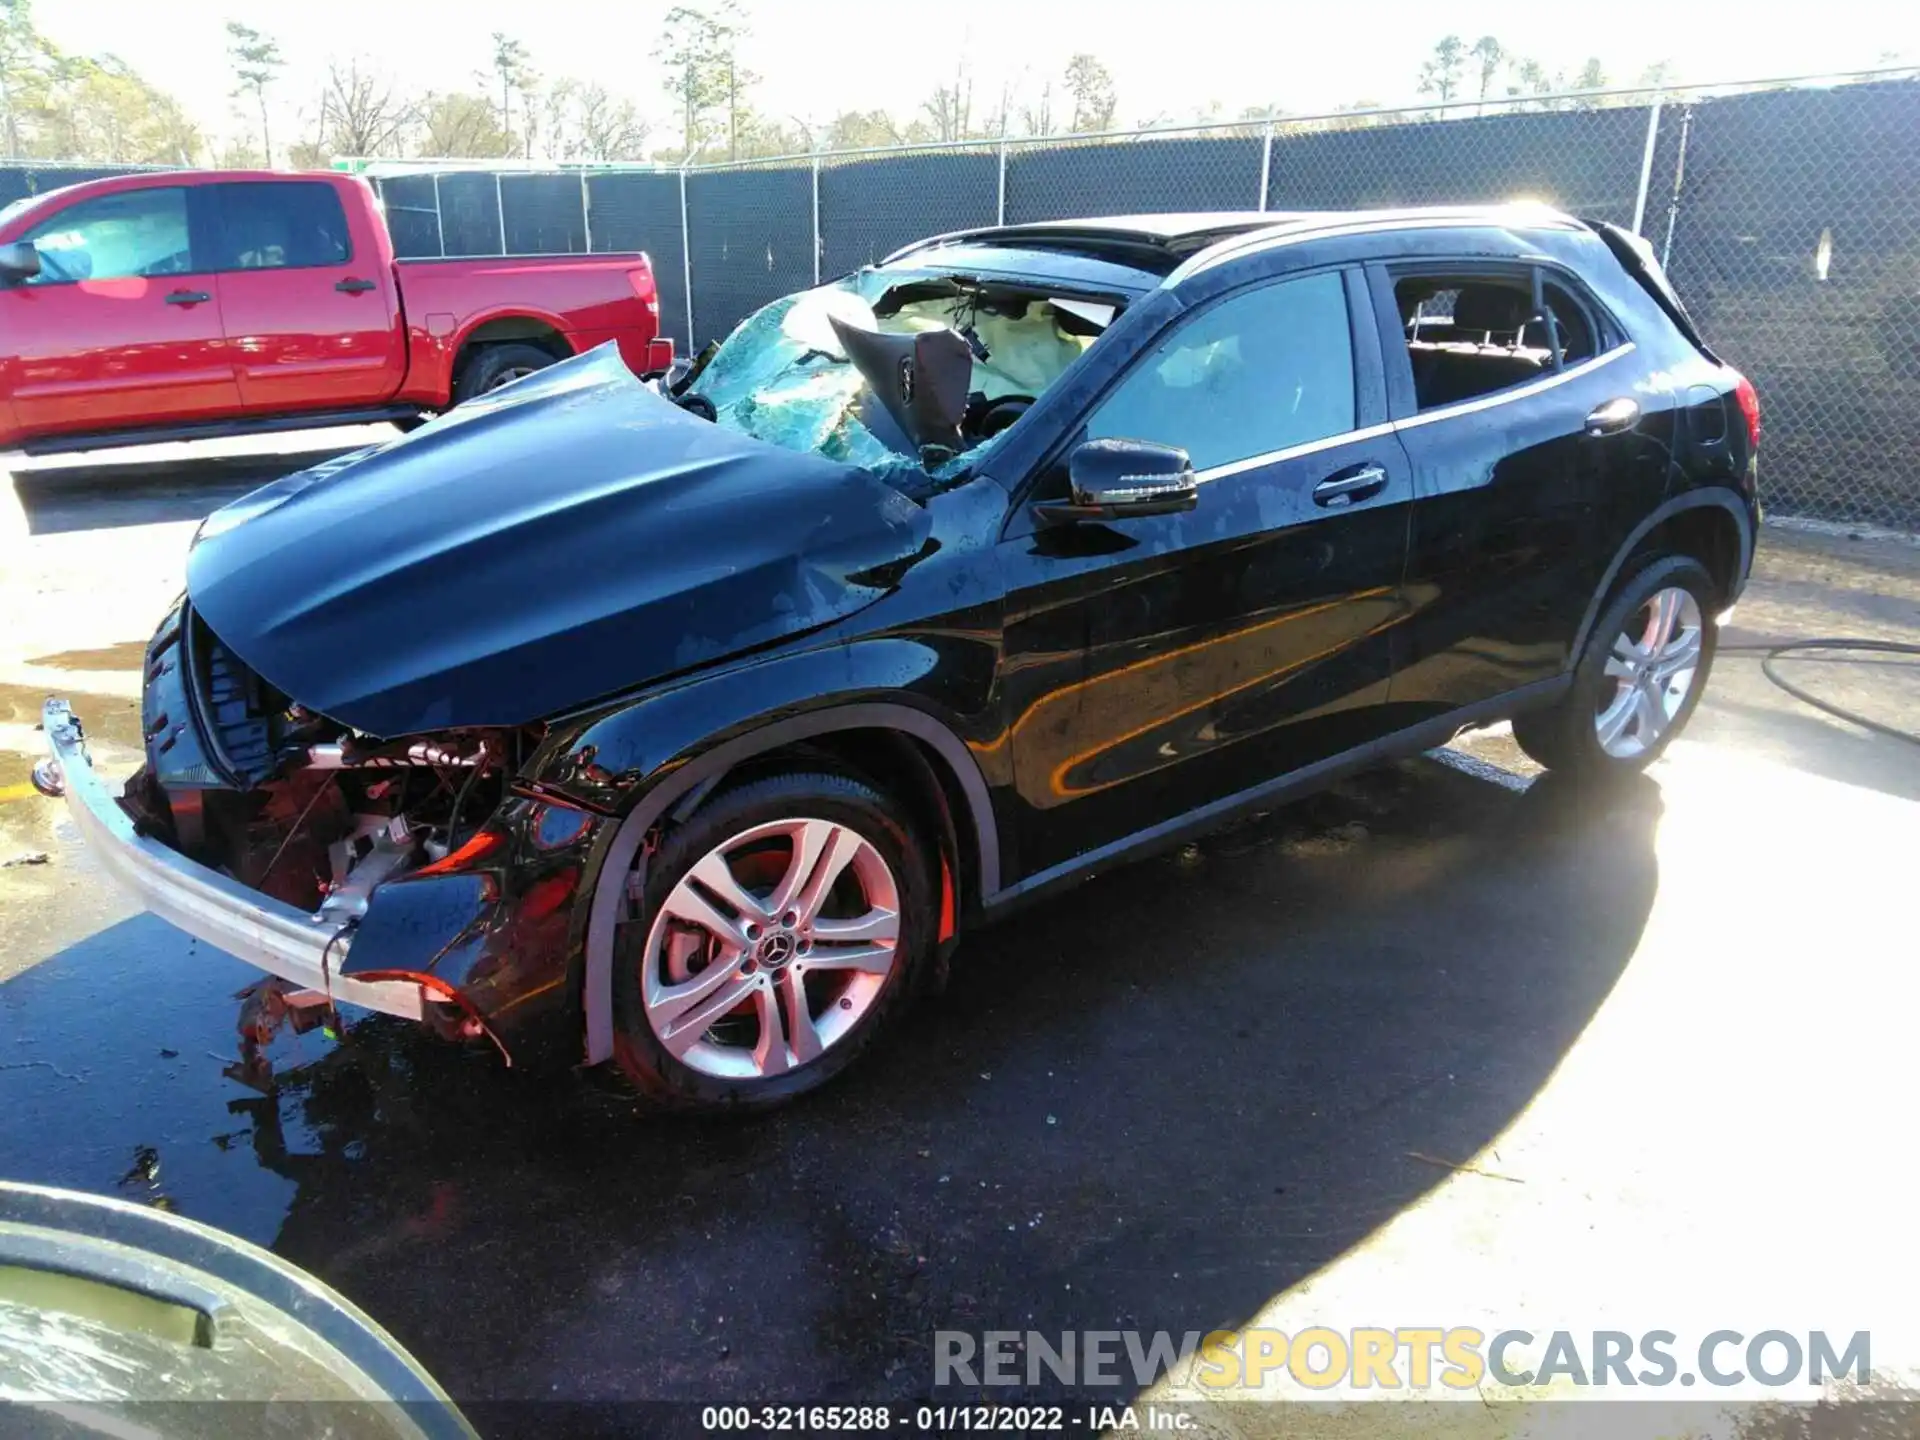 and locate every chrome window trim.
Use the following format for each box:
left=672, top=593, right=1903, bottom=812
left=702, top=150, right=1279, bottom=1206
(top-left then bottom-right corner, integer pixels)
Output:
left=1169, top=208, right=1584, bottom=285
left=1193, top=421, right=1399, bottom=484
left=1392, top=342, right=1636, bottom=431
left=1181, top=342, right=1635, bottom=486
